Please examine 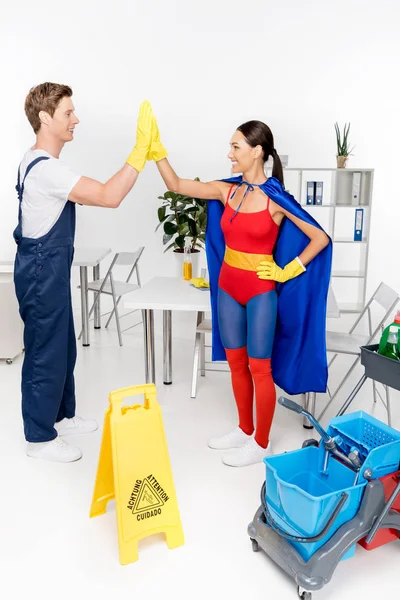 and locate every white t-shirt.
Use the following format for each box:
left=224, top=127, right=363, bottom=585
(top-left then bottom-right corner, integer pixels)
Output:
left=18, top=148, right=81, bottom=238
